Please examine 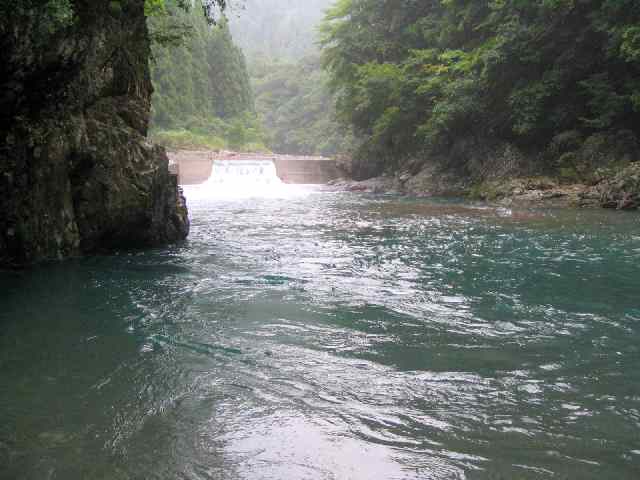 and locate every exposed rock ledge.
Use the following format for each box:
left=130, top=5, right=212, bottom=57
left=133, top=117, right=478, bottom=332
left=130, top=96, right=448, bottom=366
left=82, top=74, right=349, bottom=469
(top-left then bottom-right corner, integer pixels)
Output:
left=0, top=2, right=189, bottom=267
left=328, top=162, right=640, bottom=211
